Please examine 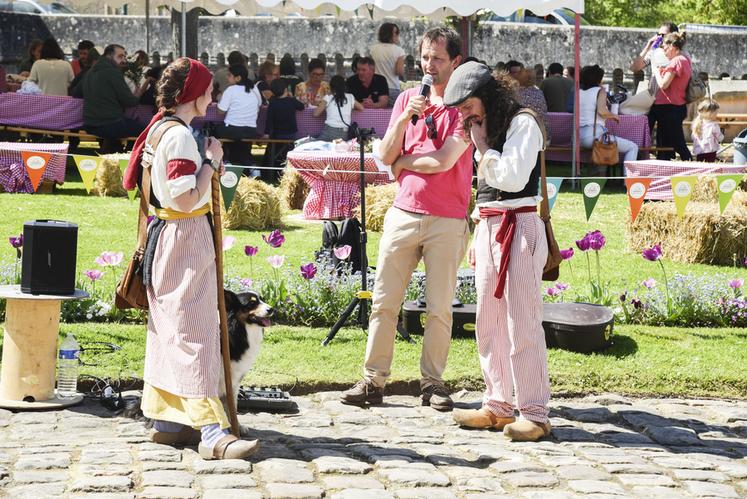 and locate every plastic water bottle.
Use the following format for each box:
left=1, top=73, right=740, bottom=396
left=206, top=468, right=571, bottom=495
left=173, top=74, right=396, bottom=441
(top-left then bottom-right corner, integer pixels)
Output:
left=57, top=334, right=80, bottom=397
